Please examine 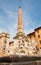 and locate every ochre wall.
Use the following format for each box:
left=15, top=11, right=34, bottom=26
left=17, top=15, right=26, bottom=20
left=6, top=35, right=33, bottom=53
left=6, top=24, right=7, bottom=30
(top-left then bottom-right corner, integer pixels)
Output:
left=27, top=28, right=41, bottom=49
left=35, top=29, right=41, bottom=49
